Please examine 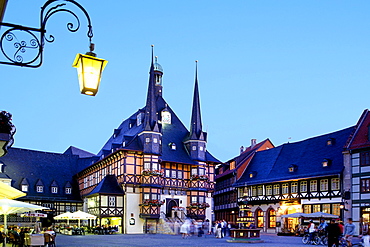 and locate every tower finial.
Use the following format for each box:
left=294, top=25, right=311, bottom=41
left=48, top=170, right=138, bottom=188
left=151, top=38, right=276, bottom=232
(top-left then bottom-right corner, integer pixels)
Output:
left=151, top=45, right=154, bottom=64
